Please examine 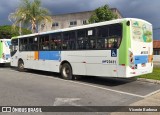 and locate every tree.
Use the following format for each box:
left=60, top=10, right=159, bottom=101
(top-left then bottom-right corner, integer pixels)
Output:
left=89, top=5, right=118, bottom=23
left=0, top=25, right=31, bottom=39
left=9, top=0, right=52, bottom=33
